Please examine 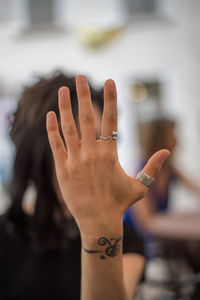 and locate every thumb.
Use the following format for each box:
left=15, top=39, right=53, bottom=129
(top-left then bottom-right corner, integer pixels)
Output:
left=142, top=149, right=170, bottom=178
